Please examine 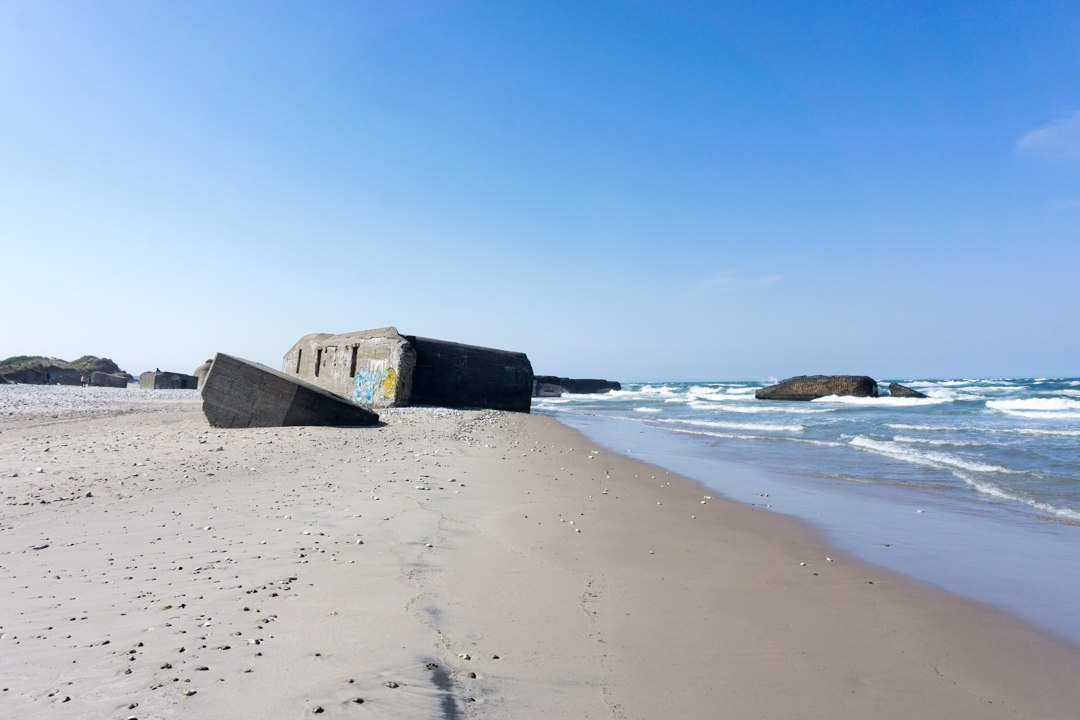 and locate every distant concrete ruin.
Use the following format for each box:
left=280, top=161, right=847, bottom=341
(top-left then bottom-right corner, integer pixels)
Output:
left=532, top=376, right=622, bottom=396
left=140, top=371, right=199, bottom=390
left=90, top=372, right=128, bottom=388
left=193, top=359, right=213, bottom=389
left=283, top=327, right=534, bottom=413
left=756, top=375, right=878, bottom=401
left=201, top=353, right=379, bottom=428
